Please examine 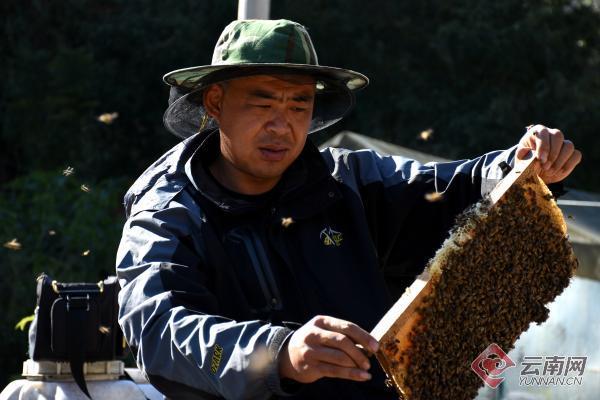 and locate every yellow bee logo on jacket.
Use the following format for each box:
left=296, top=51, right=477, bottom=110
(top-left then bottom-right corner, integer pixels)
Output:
left=320, top=227, right=343, bottom=247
